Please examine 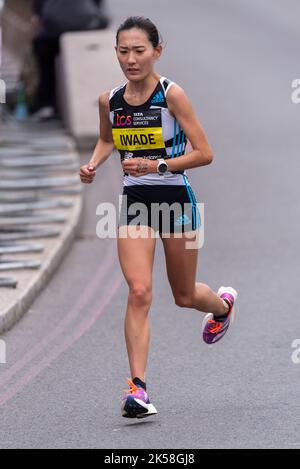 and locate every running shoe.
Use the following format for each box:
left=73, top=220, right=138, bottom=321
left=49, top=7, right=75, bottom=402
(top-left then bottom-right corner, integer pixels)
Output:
left=202, top=286, right=238, bottom=344
left=121, top=378, right=157, bottom=419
